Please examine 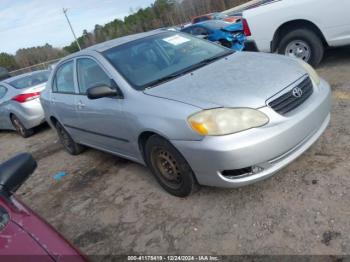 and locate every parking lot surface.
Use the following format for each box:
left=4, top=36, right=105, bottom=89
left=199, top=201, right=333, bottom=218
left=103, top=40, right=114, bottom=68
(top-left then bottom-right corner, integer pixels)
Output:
left=1, top=48, right=350, bottom=256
